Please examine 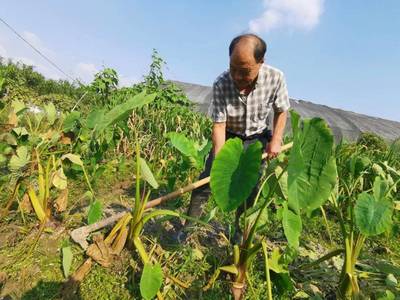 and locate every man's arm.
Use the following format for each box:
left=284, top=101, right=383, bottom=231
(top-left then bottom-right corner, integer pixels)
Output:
left=267, top=70, right=290, bottom=158
left=266, top=110, right=287, bottom=158
left=212, top=122, right=226, bottom=156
